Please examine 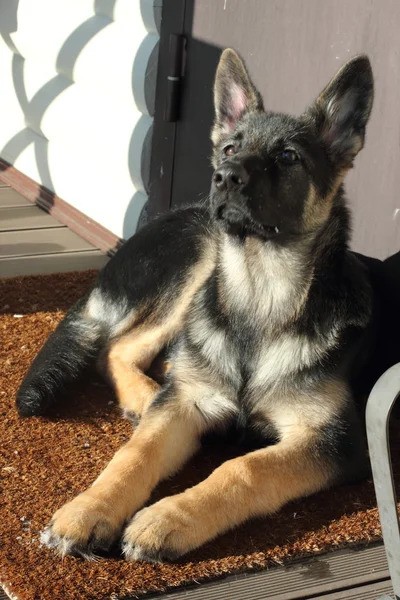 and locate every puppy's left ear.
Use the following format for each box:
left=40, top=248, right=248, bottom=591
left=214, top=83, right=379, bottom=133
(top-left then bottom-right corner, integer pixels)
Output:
left=212, top=48, right=263, bottom=146
left=306, top=55, right=374, bottom=166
